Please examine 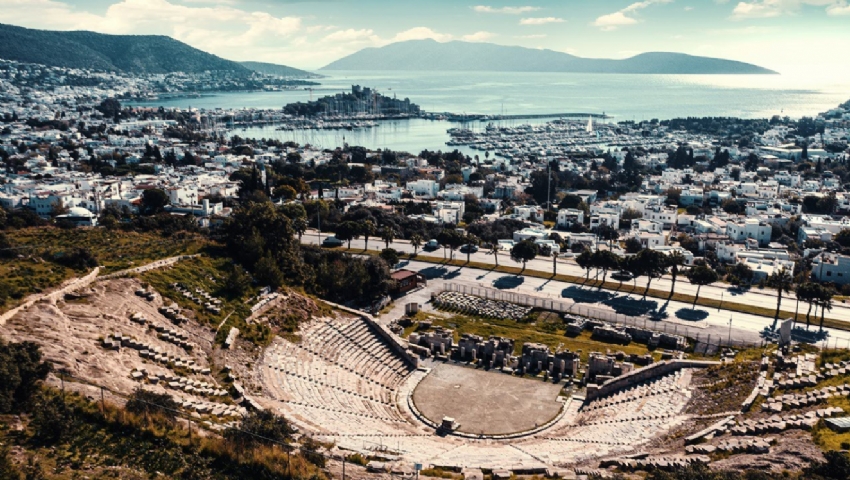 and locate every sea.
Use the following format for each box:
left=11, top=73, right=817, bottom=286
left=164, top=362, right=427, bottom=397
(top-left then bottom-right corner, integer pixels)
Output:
left=130, top=70, right=850, bottom=154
